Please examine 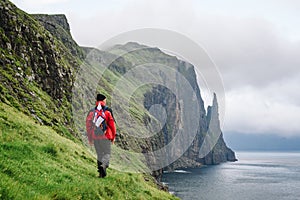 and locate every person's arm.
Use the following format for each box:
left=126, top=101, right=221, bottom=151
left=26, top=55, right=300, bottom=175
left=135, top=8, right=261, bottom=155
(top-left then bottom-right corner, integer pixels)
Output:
left=106, top=107, right=115, bottom=121
left=85, top=111, right=94, bottom=145
left=106, top=111, right=116, bottom=142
